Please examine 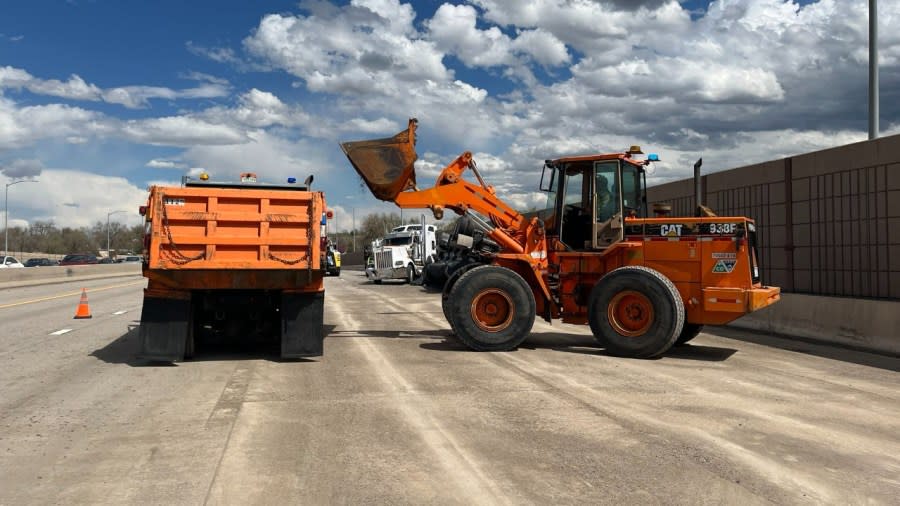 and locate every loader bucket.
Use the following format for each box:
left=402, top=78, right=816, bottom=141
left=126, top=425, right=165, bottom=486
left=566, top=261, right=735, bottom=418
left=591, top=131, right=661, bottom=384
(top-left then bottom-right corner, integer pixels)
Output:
left=340, top=119, right=418, bottom=202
